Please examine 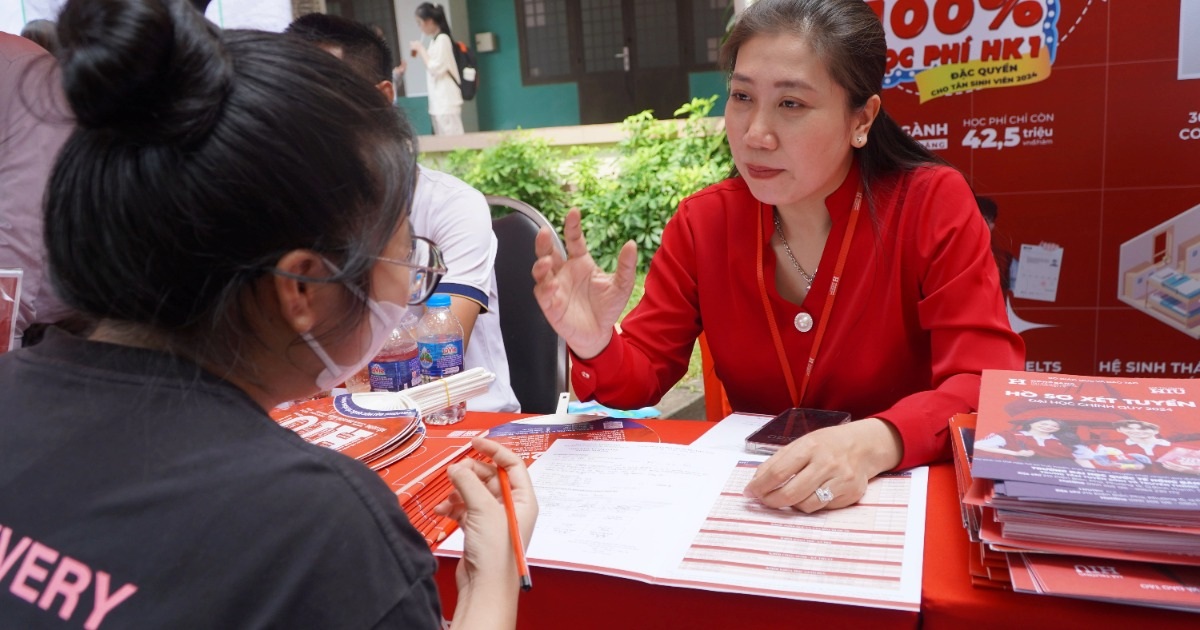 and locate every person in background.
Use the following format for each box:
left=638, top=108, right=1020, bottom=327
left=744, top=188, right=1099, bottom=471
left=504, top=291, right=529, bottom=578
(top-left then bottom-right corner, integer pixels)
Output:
left=0, top=1, right=535, bottom=627
left=287, top=12, right=398, bottom=101
left=410, top=2, right=463, bottom=135
left=531, top=0, right=1024, bottom=513
left=19, top=19, right=60, bottom=55
left=0, top=32, right=75, bottom=346
left=287, top=12, right=520, bottom=412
